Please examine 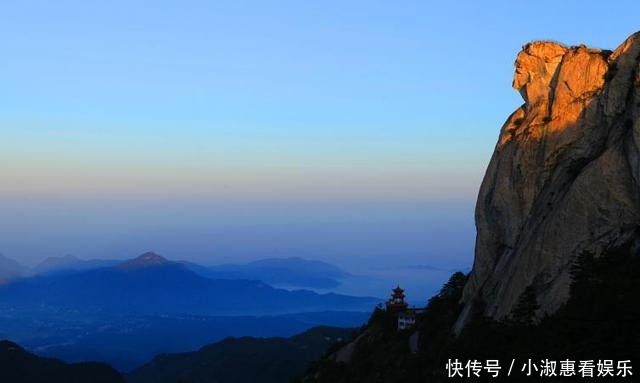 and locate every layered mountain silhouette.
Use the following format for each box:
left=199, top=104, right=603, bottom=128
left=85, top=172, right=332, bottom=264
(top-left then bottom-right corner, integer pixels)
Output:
left=2, top=252, right=350, bottom=289
left=0, top=340, right=123, bottom=383
left=5, top=310, right=369, bottom=372
left=128, top=326, right=353, bottom=383
left=0, top=254, right=28, bottom=284
left=0, top=252, right=378, bottom=316
left=33, top=254, right=119, bottom=276
left=185, top=257, right=349, bottom=289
